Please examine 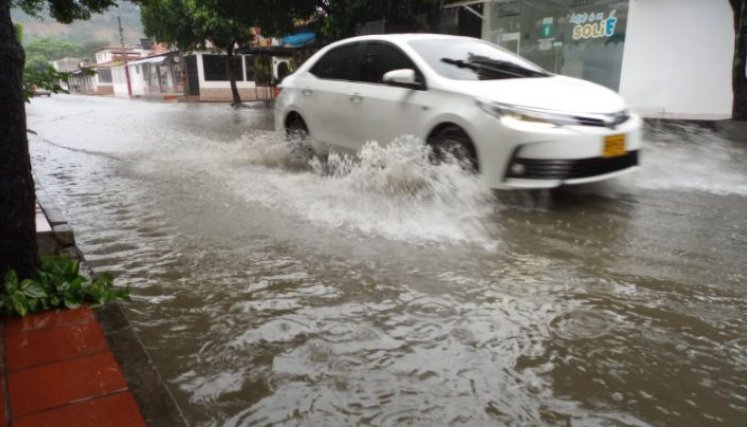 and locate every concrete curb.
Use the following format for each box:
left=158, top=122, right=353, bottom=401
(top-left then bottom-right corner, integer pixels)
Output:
left=35, top=195, right=189, bottom=427
left=95, top=303, right=188, bottom=427
left=35, top=190, right=83, bottom=260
